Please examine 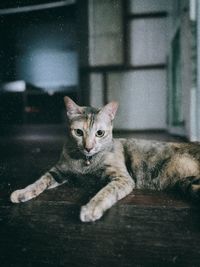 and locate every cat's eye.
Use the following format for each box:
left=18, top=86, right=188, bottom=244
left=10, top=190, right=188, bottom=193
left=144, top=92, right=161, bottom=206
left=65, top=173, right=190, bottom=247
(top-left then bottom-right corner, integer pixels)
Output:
left=96, top=130, right=105, bottom=137
left=74, top=129, right=84, bottom=137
